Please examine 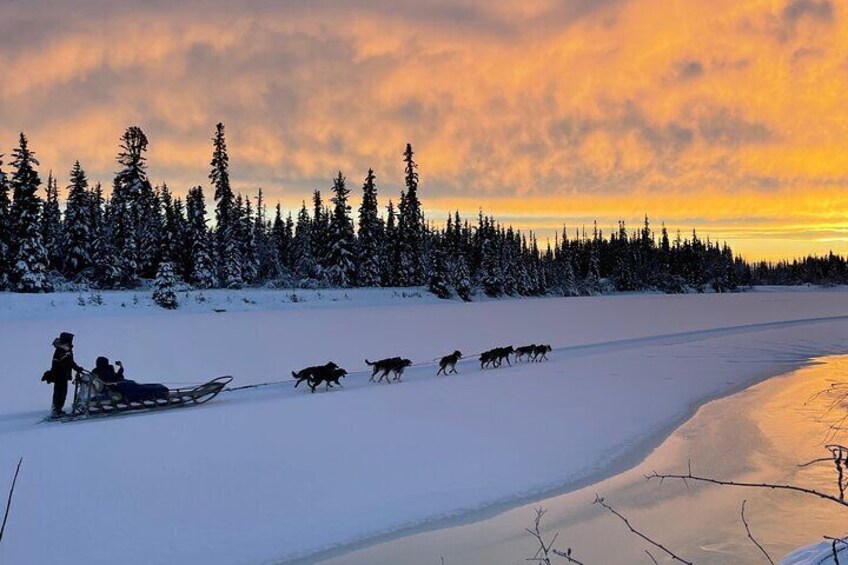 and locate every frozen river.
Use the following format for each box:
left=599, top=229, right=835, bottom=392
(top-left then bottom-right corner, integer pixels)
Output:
left=325, top=356, right=848, bottom=564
